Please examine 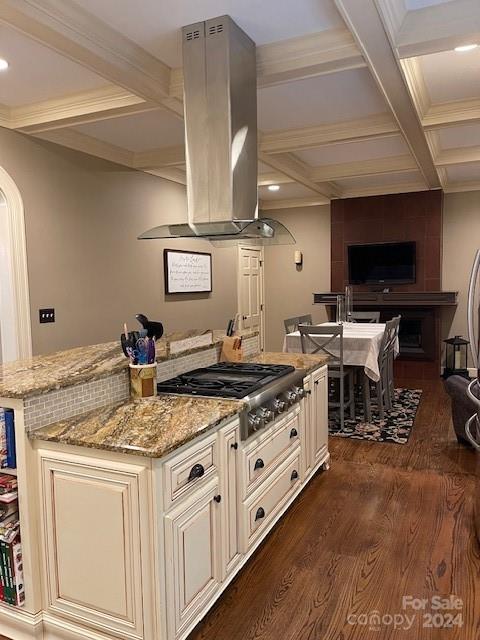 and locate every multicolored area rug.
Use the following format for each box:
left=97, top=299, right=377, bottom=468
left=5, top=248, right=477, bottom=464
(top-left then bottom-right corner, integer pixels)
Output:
left=329, top=388, right=422, bottom=444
